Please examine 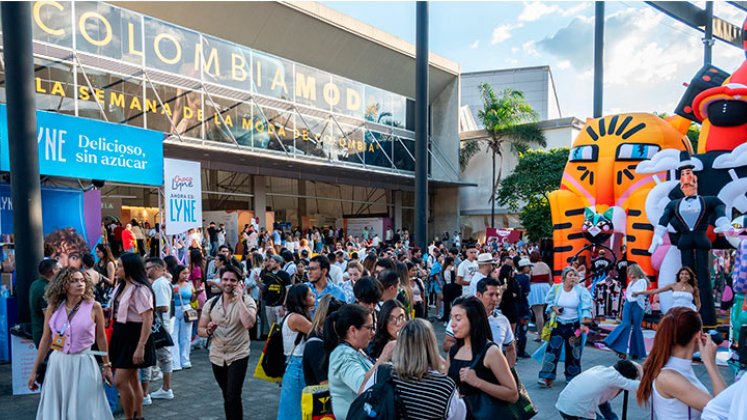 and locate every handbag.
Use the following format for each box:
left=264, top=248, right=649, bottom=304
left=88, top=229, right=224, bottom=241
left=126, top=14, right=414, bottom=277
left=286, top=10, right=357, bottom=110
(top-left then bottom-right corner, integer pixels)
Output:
left=177, top=286, right=199, bottom=323
left=301, top=384, right=335, bottom=420
left=150, top=311, right=174, bottom=349
left=463, top=342, right=537, bottom=420
left=541, top=312, right=557, bottom=341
